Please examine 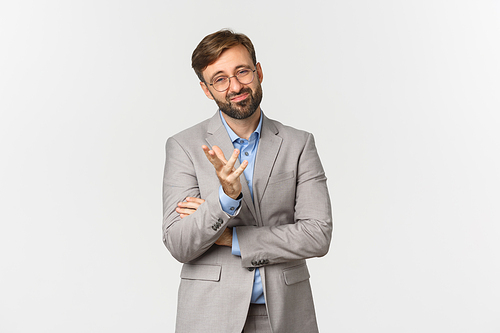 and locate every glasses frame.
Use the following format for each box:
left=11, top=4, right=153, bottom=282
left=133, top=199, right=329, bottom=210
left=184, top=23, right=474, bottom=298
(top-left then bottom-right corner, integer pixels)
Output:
left=208, top=68, right=257, bottom=92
